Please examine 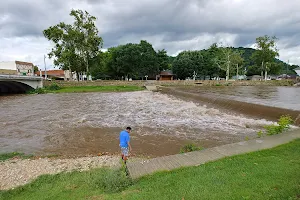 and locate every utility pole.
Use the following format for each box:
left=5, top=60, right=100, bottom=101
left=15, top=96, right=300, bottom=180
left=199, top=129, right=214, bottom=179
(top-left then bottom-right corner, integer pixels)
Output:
left=44, top=55, right=47, bottom=80
left=193, top=71, right=197, bottom=81
left=236, top=64, right=239, bottom=81
left=286, top=60, right=289, bottom=79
